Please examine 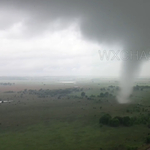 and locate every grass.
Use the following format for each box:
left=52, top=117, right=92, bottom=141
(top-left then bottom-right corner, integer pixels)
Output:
left=0, top=80, right=150, bottom=149
left=0, top=120, right=148, bottom=150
